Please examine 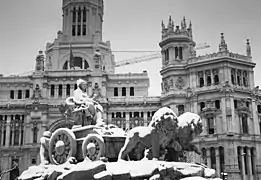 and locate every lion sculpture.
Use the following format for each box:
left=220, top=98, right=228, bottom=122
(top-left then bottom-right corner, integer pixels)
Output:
left=165, top=112, right=203, bottom=161
left=118, top=107, right=178, bottom=161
